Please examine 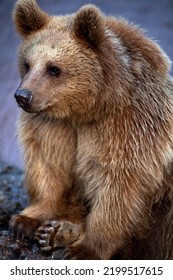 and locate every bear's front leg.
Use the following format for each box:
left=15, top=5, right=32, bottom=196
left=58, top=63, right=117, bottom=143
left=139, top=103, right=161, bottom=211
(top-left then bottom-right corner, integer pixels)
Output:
left=9, top=166, right=70, bottom=240
left=63, top=209, right=124, bottom=260
left=9, top=114, right=77, bottom=240
left=61, top=172, right=154, bottom=259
